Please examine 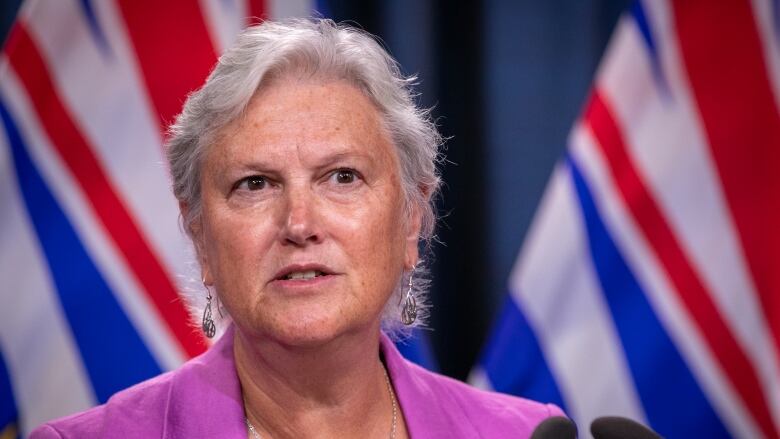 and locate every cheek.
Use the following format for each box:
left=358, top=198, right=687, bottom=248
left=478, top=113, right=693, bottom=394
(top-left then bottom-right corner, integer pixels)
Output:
left=337, top=200, right=407, bottom=274
left=201, top=206, right=277, bottom=283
